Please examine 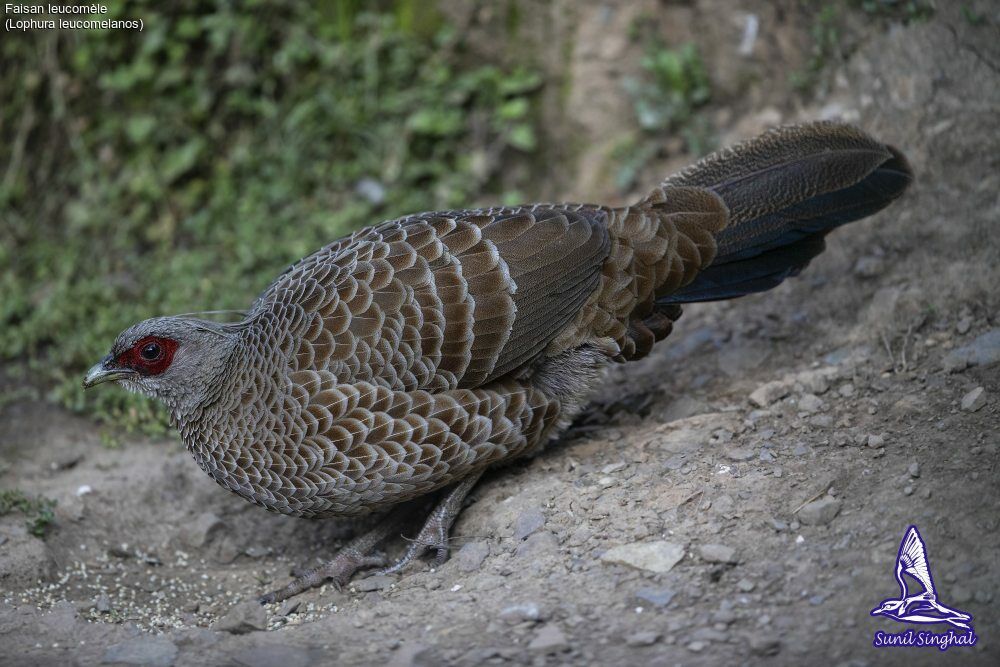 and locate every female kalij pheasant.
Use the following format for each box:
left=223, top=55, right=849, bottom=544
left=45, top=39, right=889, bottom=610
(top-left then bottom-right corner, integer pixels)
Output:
left=85, top=122, right=912, bottom=602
